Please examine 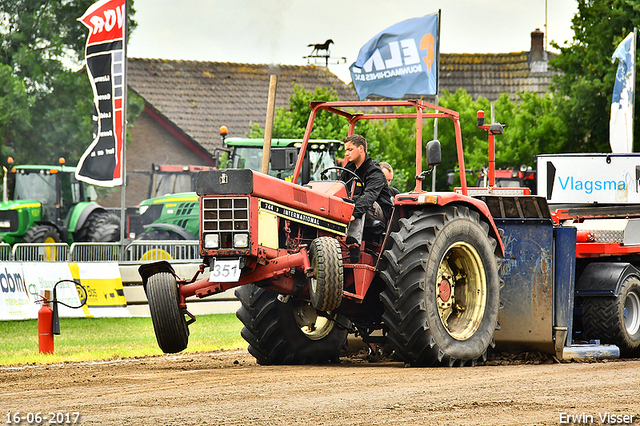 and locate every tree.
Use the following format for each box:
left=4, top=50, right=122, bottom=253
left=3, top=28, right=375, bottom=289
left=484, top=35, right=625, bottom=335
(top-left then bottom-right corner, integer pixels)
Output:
left=248, top=83, right=350, bottom=140
left=550, top=0, right=640, bottom=152
left=0, top=0, right=140, bottom=165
